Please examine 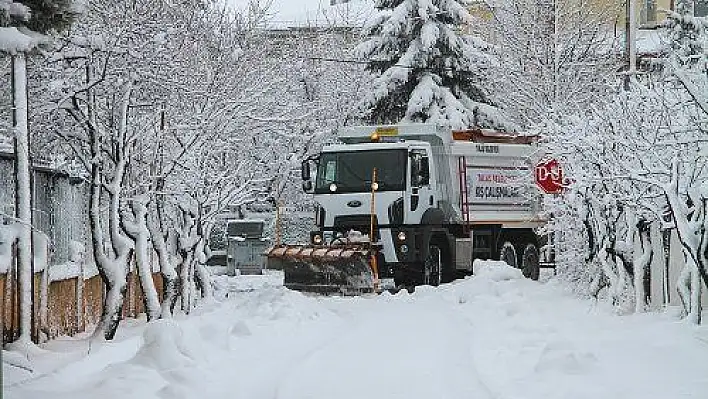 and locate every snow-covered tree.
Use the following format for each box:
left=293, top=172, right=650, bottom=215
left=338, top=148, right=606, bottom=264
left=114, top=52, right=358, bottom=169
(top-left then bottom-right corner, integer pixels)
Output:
left=536, top=0, right=708, bottom=323
left=488, top=0, right=621, bottom=127
left=46, top=0, right=262, bottom=337
left=355, top=0, right=516, bottom=130
left=657, top=2, right=708, bottom=323
left=546, top=76, right=707, bottom=322
left=39, top=0, right=364, bottom=330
